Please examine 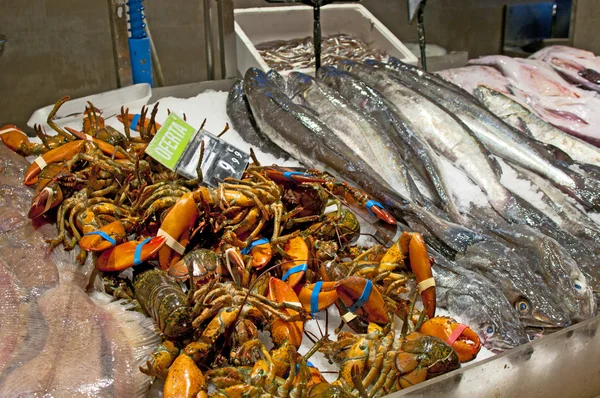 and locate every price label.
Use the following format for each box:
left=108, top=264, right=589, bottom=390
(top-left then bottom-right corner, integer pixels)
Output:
left=177, top=131, right=250, bottom=187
